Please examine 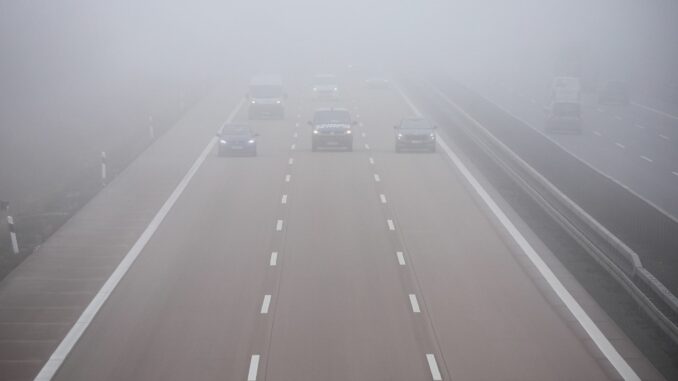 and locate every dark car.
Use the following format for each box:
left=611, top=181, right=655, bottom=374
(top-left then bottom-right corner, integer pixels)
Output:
left=394, top=118, right=437, bottom=153
left=309, top=108, right=355, bottom=151
left=217, top=125, right=258, bottom=156
left=599, top=81, right=629, bottom=105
